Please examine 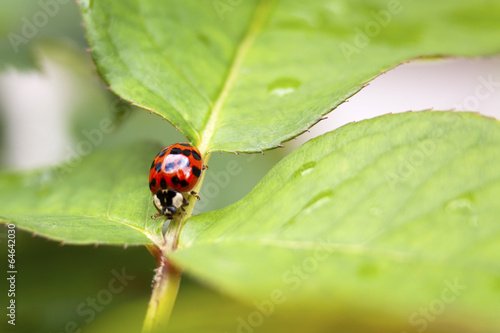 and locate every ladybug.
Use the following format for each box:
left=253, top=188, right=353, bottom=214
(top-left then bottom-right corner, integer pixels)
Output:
left=149, top=143, right=203, bottom=218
